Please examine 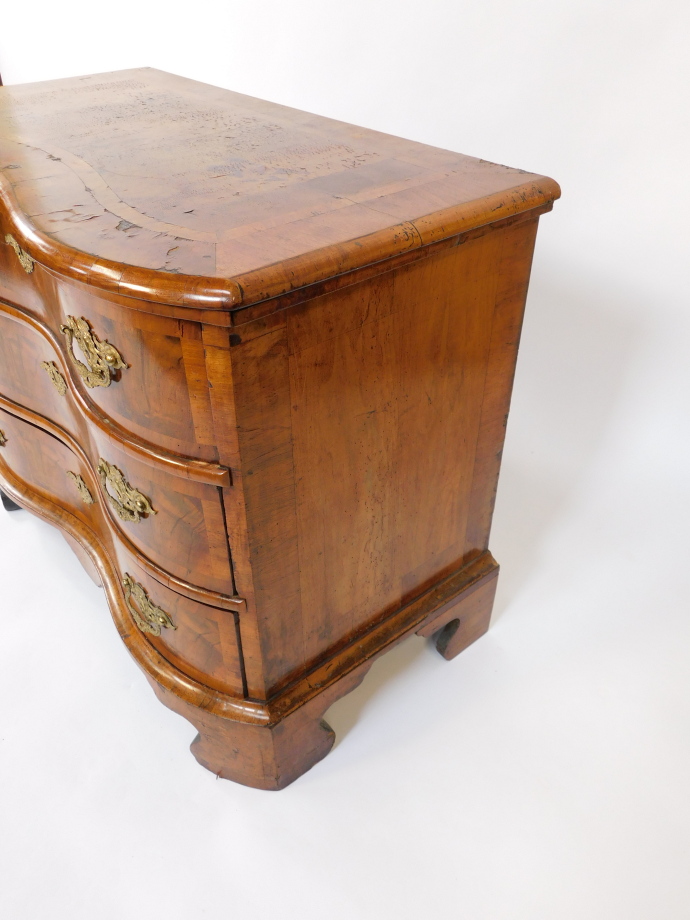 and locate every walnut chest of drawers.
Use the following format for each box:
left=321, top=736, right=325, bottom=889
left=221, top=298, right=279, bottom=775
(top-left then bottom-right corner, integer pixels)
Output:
left=0, top=68, right=559, bottom=789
